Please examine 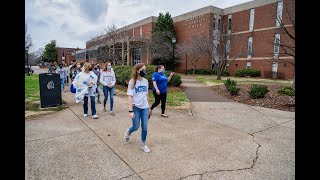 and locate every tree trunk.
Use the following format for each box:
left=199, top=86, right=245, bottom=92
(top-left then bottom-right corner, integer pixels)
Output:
left=217, top=74, right=222, bottom=80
